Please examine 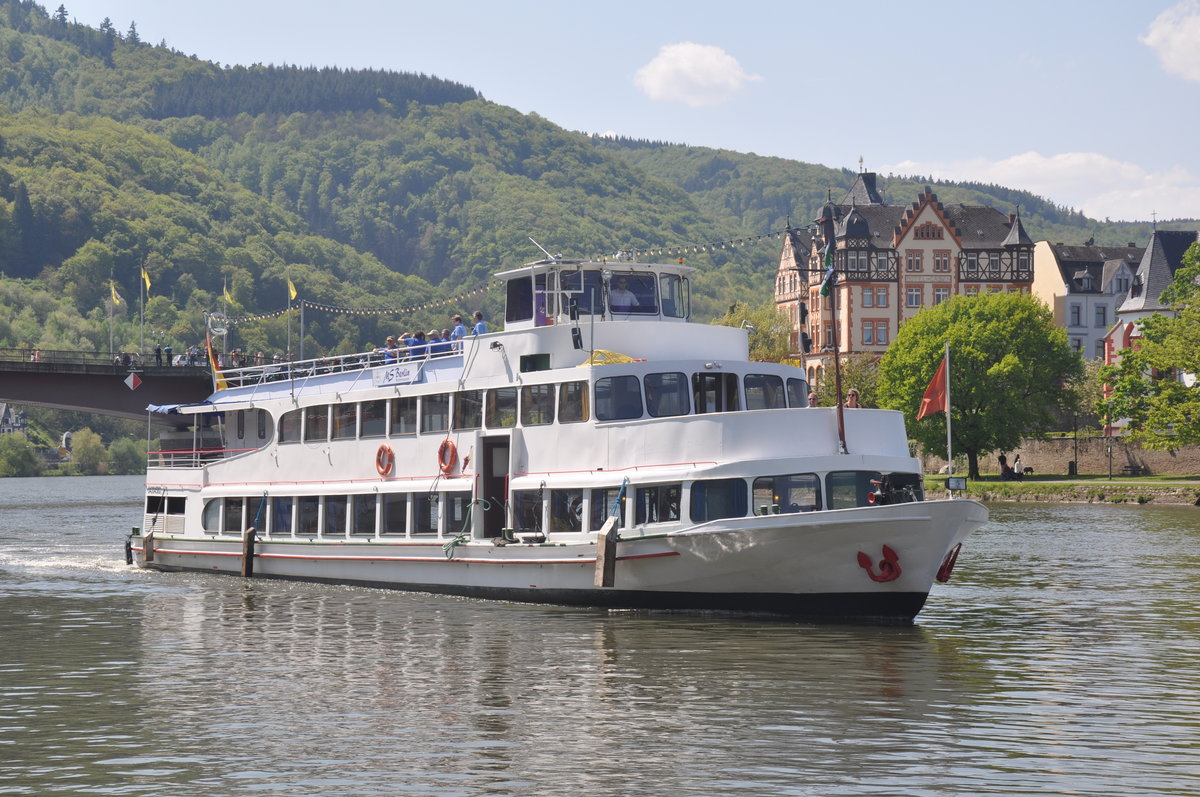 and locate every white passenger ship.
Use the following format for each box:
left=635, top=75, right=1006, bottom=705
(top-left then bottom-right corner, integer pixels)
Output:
left=135, top=258, right=987, bottom=623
